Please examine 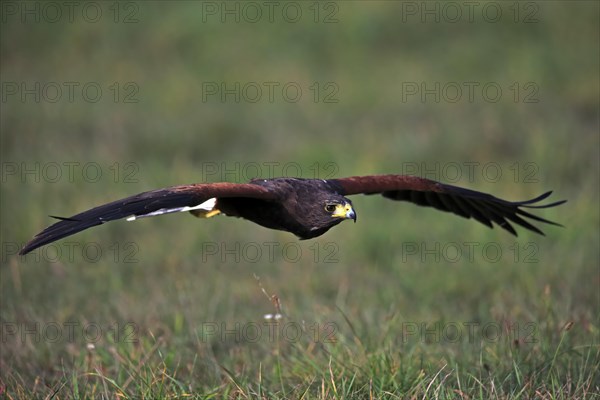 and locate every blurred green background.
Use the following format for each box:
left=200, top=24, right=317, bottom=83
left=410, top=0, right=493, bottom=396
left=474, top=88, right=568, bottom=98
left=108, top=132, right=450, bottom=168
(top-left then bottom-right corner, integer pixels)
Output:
left=1, top=1, right=598, bottom=397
